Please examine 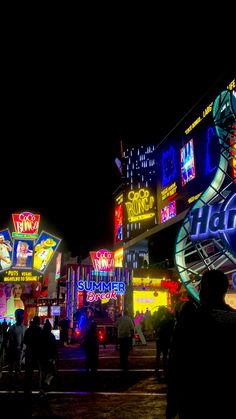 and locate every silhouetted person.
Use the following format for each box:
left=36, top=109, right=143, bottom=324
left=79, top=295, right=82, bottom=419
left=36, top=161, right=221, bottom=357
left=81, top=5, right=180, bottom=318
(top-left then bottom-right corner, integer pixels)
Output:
left=24, top=315, right=43, bottom=395
left=166, top=269, right=236, bottom=419
left=82, top=307, right=99, bottom=374
left=41, top=320, right=58, bottom=392
left=154, top=307, right=174, bottom=381
left=116, top=309, right=134, bottom=370
left=1, top=319, right=8, bottom=366
left=7, top=309, right=26, bottom=389
left=59, top=318, right=70, bottom=347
